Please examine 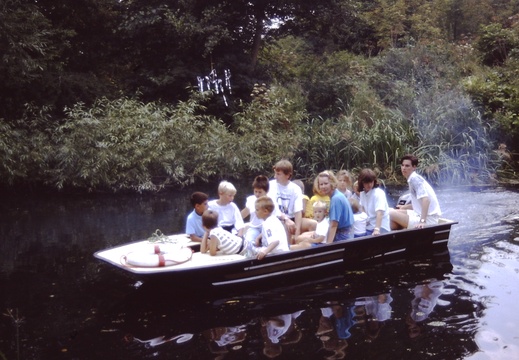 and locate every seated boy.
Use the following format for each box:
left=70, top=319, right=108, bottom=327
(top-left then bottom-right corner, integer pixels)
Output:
left=185, top=191, right=209, bottom=242
left=253, top=196, right=289, bottom=260
left=290, top=201, right=329, bottom=250
left=201, top=210, right=251, bottom=257
left=241, top=175, right=270, bottom=247
left=267, top=159, right=304, bottom=241
left=208, top=180, right=245, bottom=237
